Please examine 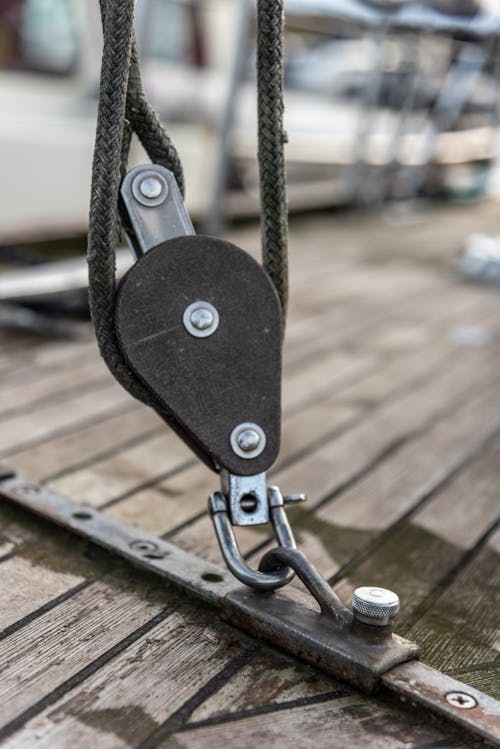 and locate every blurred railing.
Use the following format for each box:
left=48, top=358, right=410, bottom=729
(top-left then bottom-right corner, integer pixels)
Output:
left=270, top=0, right=500, bottom=206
